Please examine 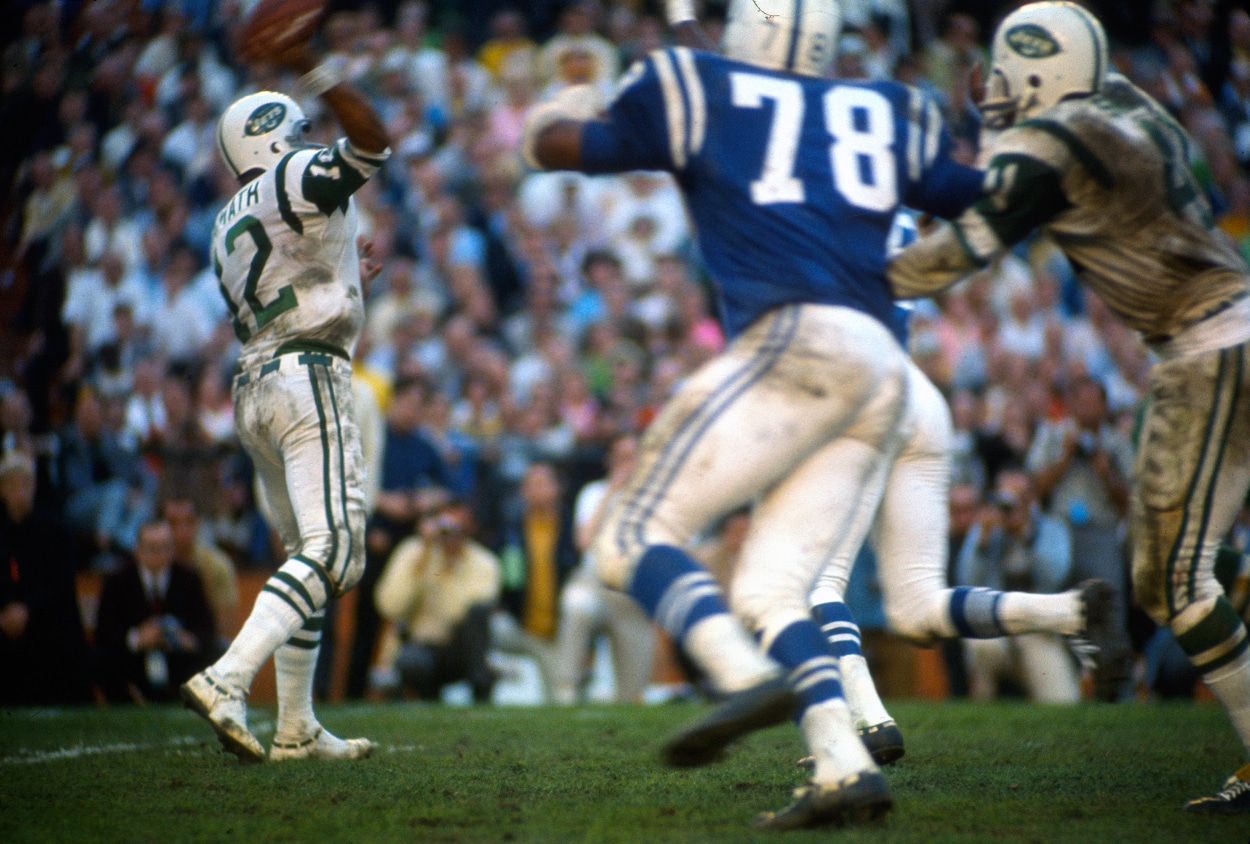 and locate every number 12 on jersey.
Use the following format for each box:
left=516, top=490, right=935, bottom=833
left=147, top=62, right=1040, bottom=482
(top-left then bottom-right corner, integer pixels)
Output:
left=731, top=72, right=898, bottom=213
